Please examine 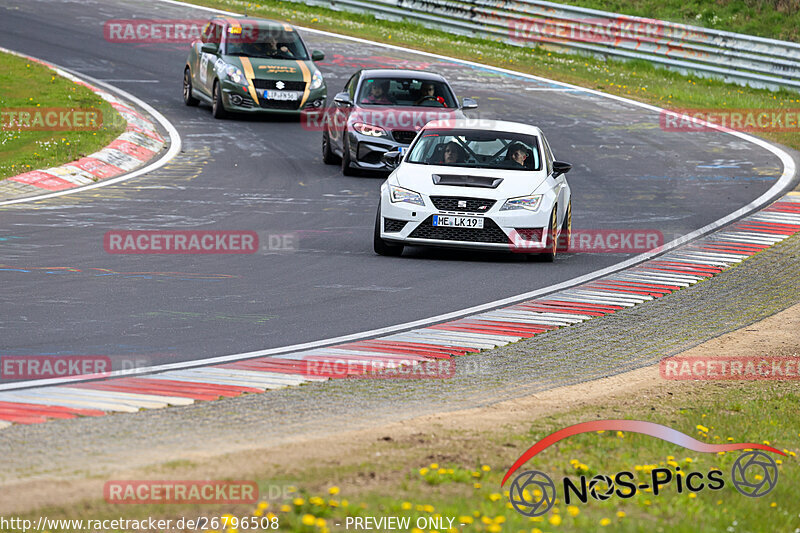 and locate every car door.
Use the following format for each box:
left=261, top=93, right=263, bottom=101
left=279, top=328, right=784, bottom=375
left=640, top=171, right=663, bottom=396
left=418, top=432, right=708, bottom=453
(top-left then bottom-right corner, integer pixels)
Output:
left=541, top=133, right=568, bottom=223
left=198, top=21, right=222, bottom=96
left=329, top=72, right=359, bottom=151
